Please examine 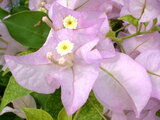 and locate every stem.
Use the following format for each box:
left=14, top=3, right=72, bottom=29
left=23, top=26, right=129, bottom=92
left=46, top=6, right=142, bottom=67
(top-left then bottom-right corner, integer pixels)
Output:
left=73, top=108, right=82, bottom=120
left=88, top=98, right=108, bottom=120
left=115, top=24, right=129, bottom=33
left=74, top=0, right=90, bottom=11
left=119, top=43, right=126, bottom=53
left=147, top=71, right=160, bottom=77
left=118, top=30, right=153, bottom=42
left=138, top=0, right=146, bottom=20
left=138, top=23, right=143, bottom=33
